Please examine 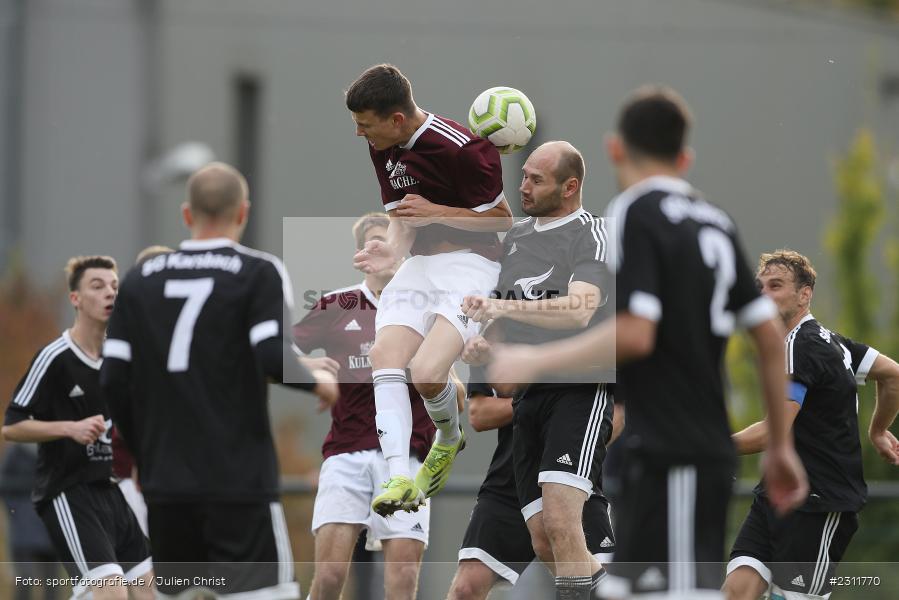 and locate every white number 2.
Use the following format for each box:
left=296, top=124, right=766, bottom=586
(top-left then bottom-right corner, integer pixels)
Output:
left=164, top=278, right=214, bottom=372
left=698, top=227, right=736, bottom=337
